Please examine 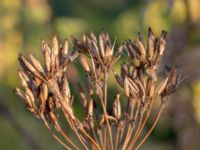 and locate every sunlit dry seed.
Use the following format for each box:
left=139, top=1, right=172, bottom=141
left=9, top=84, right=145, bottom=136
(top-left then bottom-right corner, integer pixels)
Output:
left=147, top=27, right=155, bottom=61
left=79, top=55, right=90, bottom=72
left=156, top=77, right=169, bottom=94
left=18, top=70, right=28, bottom=88
left=112, top=94, right=121, bottom=120
left=29, top=54, right=45, bottom=74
